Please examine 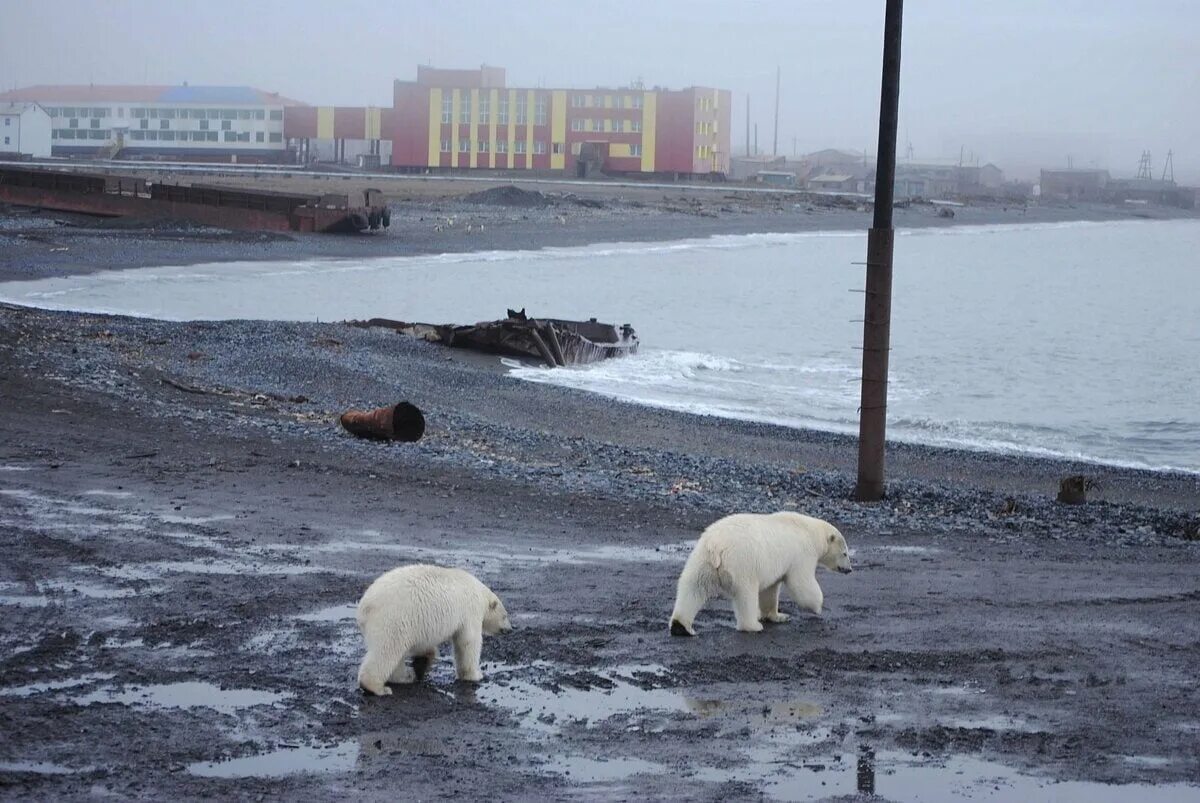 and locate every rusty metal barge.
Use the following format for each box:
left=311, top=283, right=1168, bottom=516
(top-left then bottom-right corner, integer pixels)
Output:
left=353, top=311, right=638, bottom=367
left=0, top=166, right=390, bottom=233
